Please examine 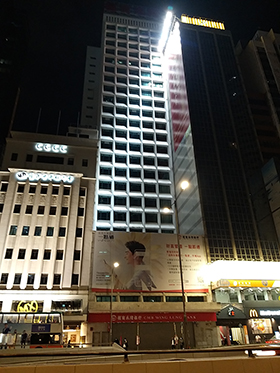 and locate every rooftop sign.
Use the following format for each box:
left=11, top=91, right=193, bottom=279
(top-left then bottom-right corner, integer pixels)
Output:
left=35, top=142, right=68, bottom=154
left=181, top=15, right=225, bottom=30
